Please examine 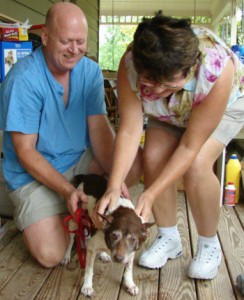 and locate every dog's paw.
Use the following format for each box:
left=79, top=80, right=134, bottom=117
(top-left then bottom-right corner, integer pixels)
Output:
left=81, top=285, right=94, bottom=297
left=99, top=251, right=111, bottom=263
left=126, top=284, right=139, bottom=296
left=61, top=254, right=71, bottom=266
